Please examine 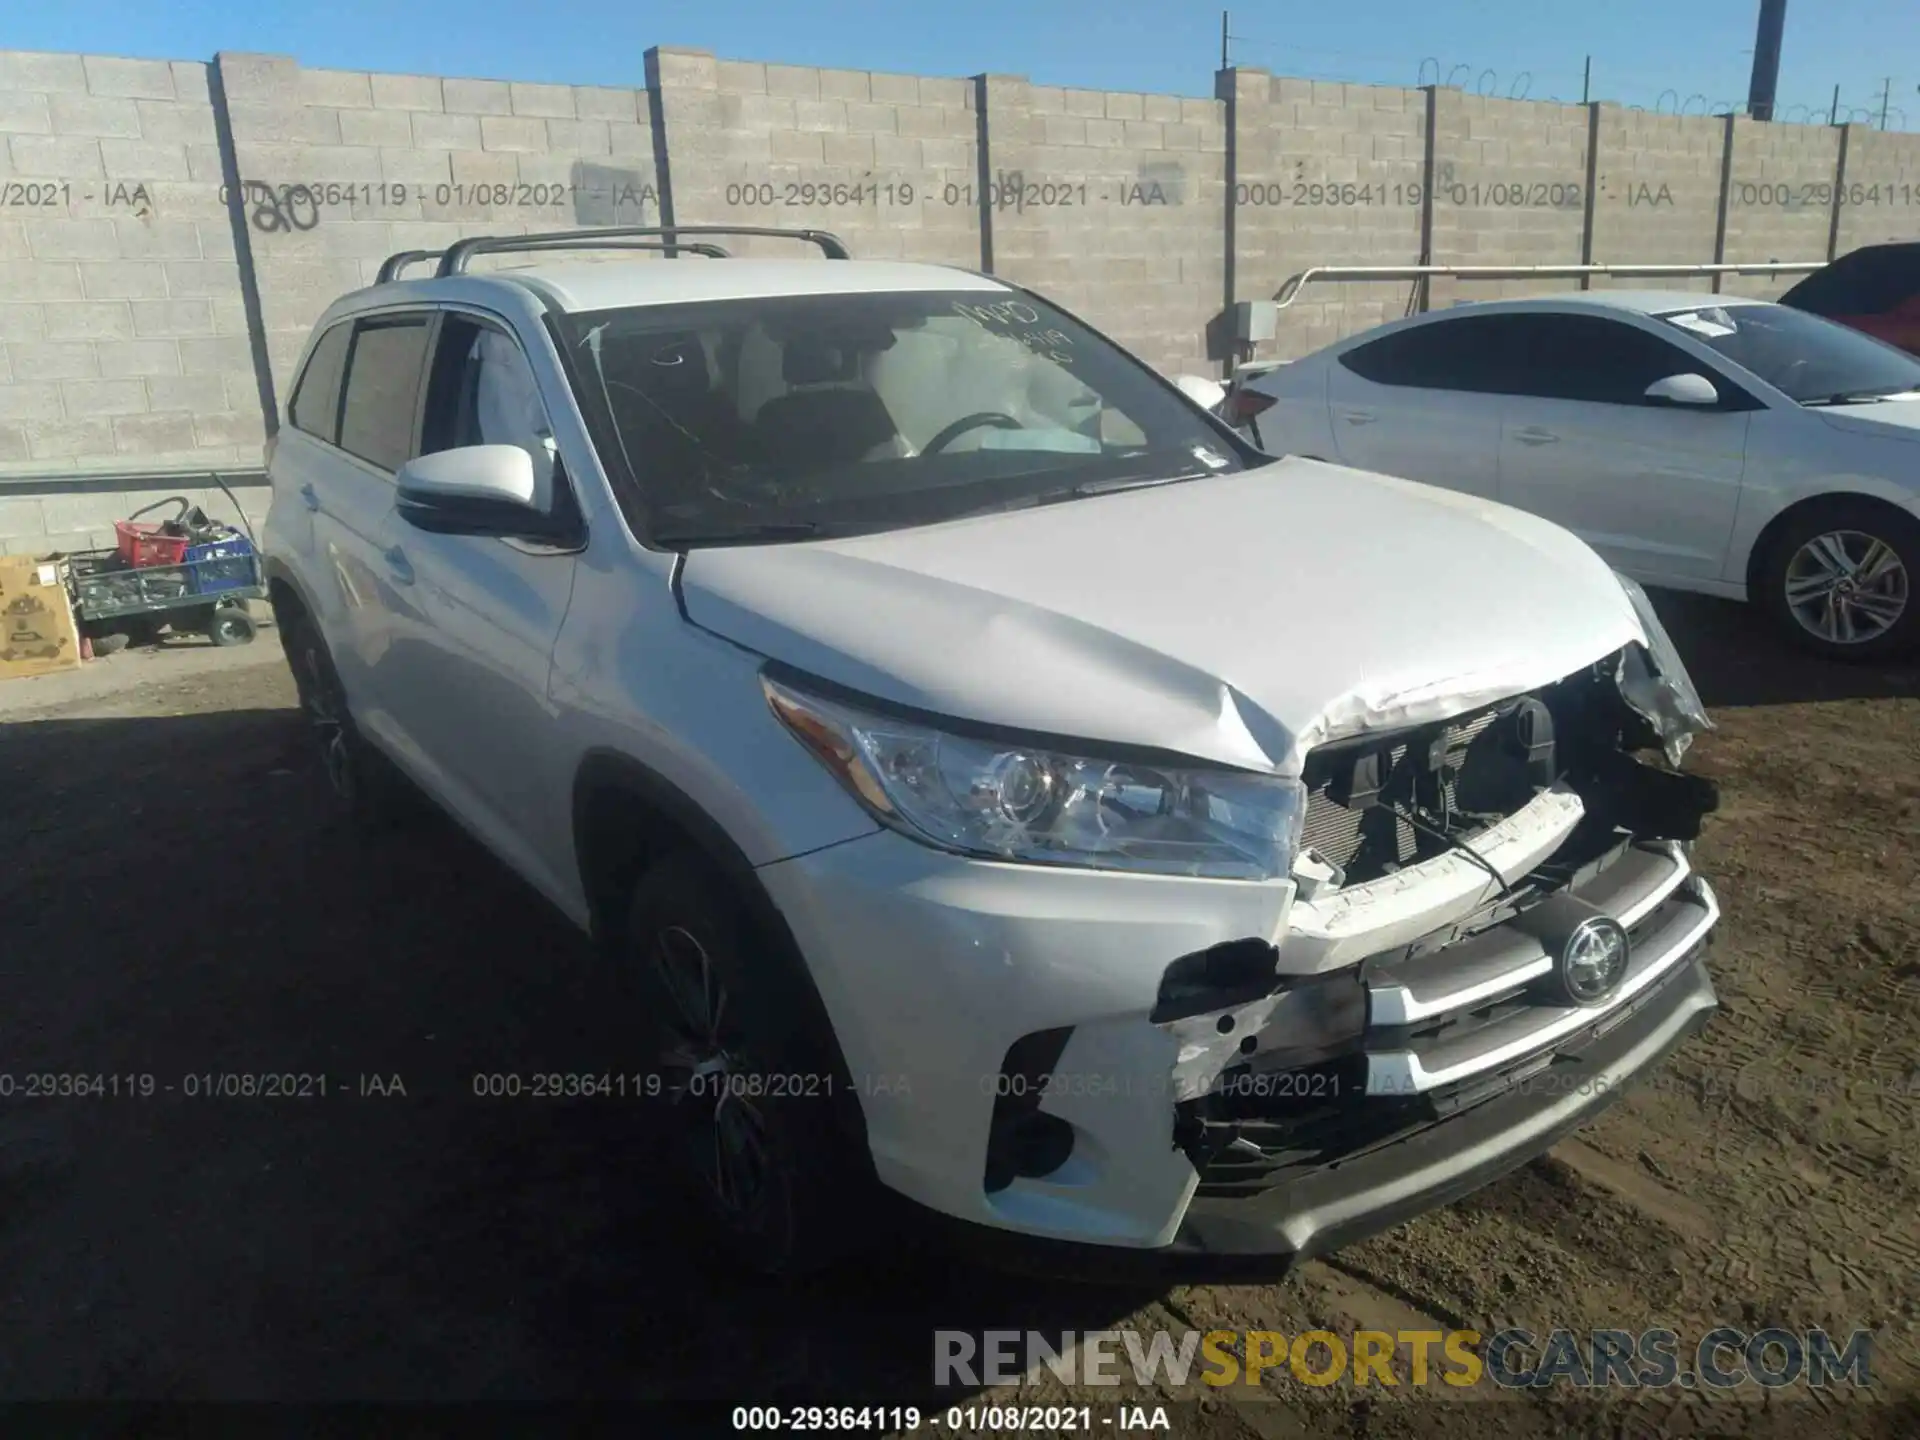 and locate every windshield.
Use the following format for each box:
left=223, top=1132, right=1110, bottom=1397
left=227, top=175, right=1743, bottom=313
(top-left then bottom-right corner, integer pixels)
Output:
left=558, top=288, right=1249, bottom=544
left=1656, top=302, right=1920, bottom=405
